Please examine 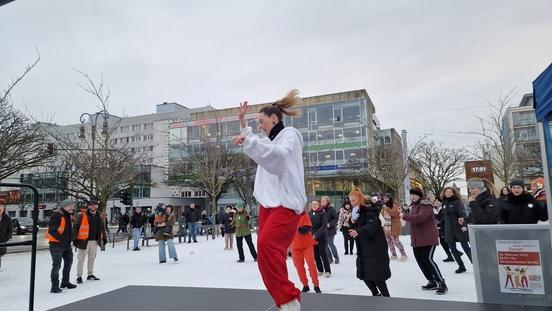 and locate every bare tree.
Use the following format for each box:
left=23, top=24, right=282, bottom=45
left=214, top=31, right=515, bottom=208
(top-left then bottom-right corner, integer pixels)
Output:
left=170, top=124, right=245, bottom=217
left=467, top=89, right=519, bottom=185
left=412, top=141, right=468, bottom=198
left=231, top=156, right=257, bottom=210
left=38, top=72, right=146, bottom=212
left=0, top=51, right=48, bottom=181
